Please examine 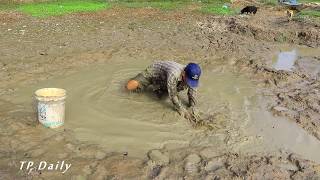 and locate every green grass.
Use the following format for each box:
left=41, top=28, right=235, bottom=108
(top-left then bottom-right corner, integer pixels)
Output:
left=300, top=0, right=320, bottom=3
left=200, top=0, right=238, bottom=15
left=17, top=0, right=110, bottom=17
left=114, top=1, right=186, bottom=10
left=295, top=0, right=320, bottom=18
left=114, top=0, right=237, bottom=14
left=2, top=0, right=279, bottom=17
left=300, top=10, right=320, bottom=17
left=201, top=4, right=237, bottom=15
left=0, top=0, right=242, bottom=17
